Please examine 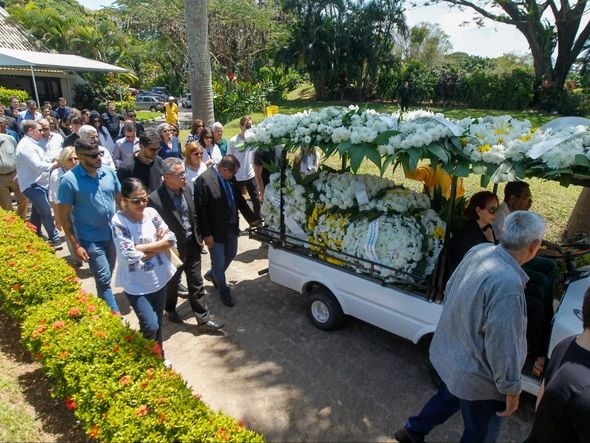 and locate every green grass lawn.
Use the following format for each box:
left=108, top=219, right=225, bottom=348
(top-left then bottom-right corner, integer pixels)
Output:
left=136, top=110, right=162, bottom=121
left=182, top=86, right=584, bottom=241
